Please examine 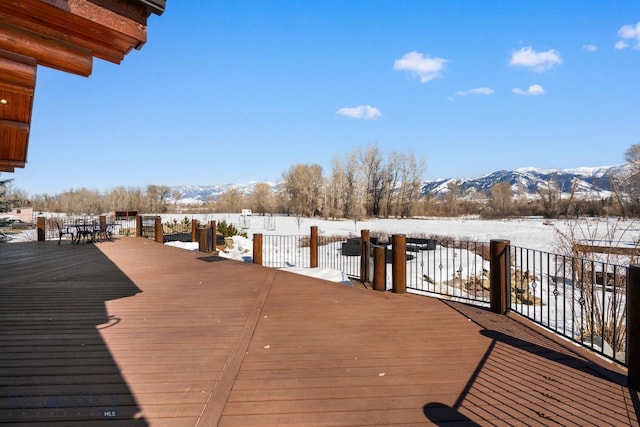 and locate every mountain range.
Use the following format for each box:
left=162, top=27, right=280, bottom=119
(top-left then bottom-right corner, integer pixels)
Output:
left=421, top=165, right=627, bottom=199
left=172, top=165, right=628, bottom=204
